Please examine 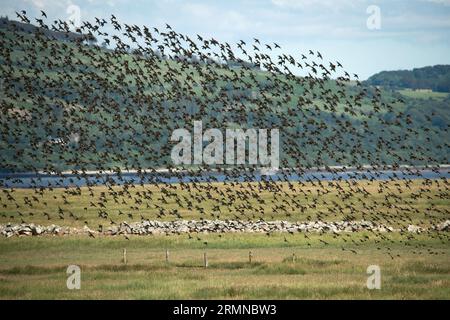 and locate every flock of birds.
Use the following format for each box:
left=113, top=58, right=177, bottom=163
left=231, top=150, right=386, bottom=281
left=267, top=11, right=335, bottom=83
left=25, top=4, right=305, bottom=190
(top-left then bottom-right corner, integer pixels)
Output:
left=0, top=11, right=448, bottom=256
